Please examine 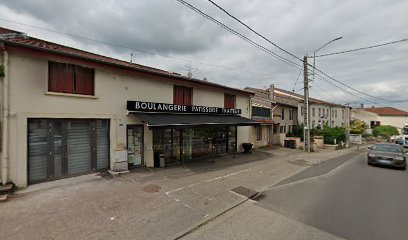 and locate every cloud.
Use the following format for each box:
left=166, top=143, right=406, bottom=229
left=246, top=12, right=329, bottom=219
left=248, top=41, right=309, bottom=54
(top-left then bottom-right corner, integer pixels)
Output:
left=1, top=0, right=407, bottom=110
